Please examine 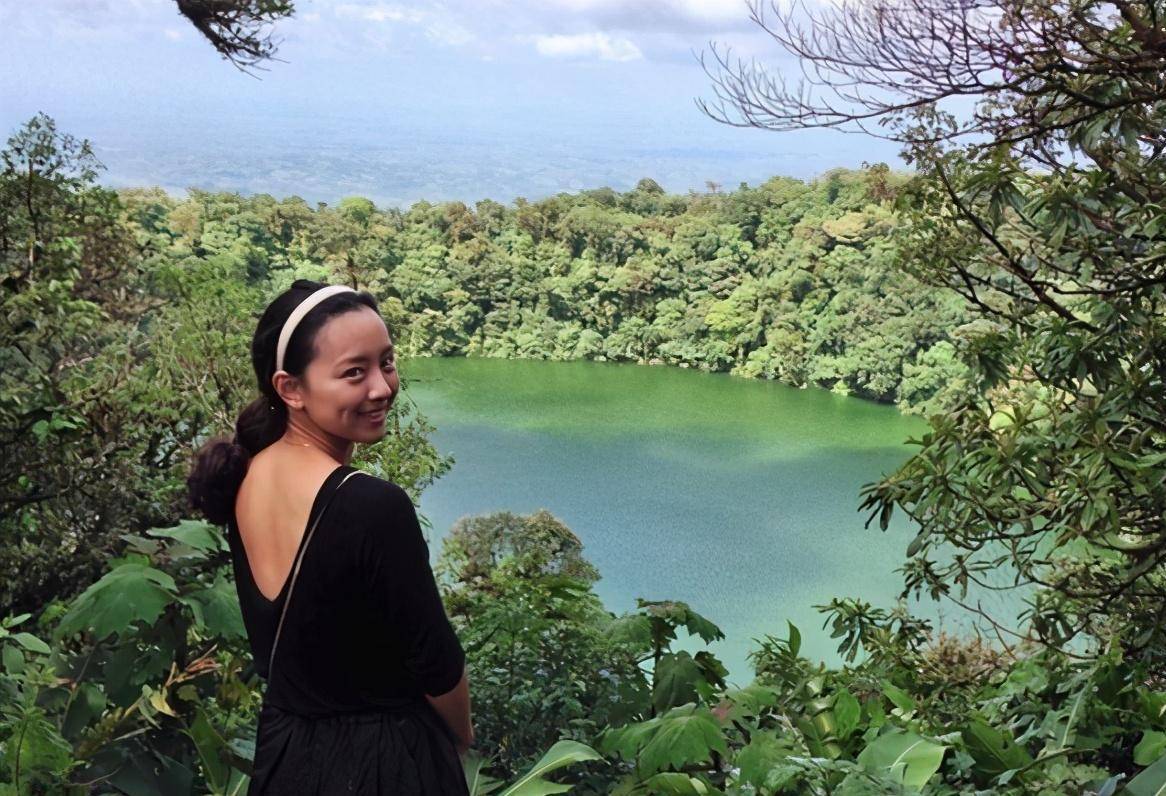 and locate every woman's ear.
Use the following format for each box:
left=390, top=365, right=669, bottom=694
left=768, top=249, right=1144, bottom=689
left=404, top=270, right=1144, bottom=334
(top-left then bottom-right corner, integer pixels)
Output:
left=272, top=370, right=305, bottom=411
